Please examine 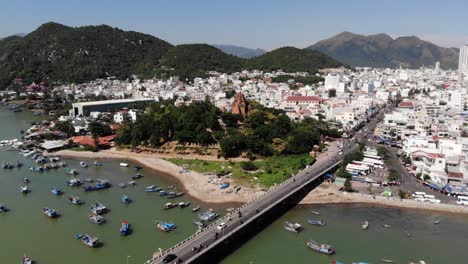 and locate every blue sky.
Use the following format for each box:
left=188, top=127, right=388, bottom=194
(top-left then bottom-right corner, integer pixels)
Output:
left=1, top=0, right=467, bottom=50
